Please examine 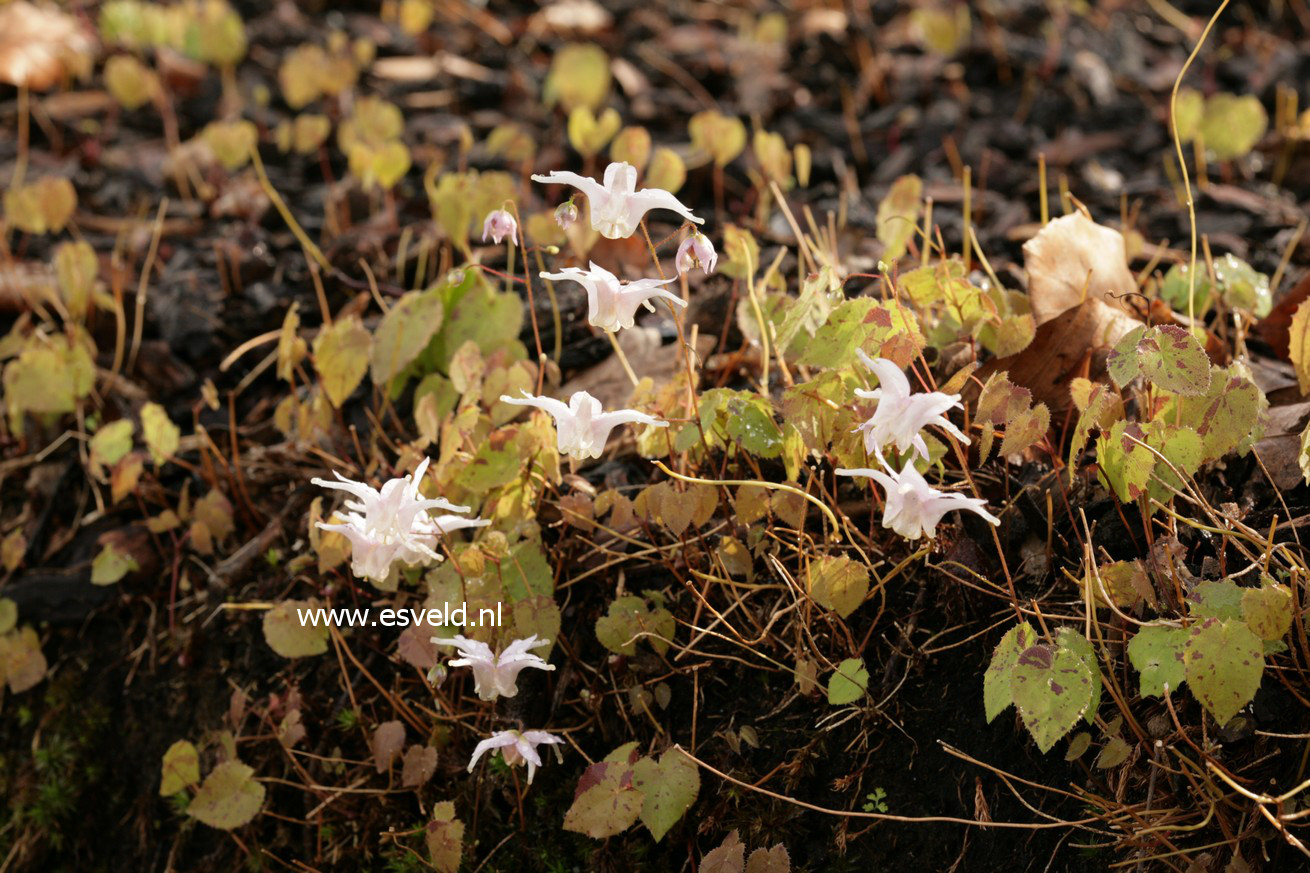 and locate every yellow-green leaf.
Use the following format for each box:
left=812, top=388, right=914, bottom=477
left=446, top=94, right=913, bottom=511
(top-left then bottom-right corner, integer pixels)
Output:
left=141, top=402, right=181, bottom=466
left=91, top=543, right=138, bottom=585
left=806, top=555, right=869, bottom=619
left=159, top=739, right=201, bottom=795
left=313, top=315, right=372, bottom=407
left=1290, top=298, right=1310, bottom=396
left=186, top=761, right=265, bottom=830
left=262, top=600, right=329, bottom=658
left=876, top=175, right=923, bottom=262
left=370, top=288, right=444, bottom=385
